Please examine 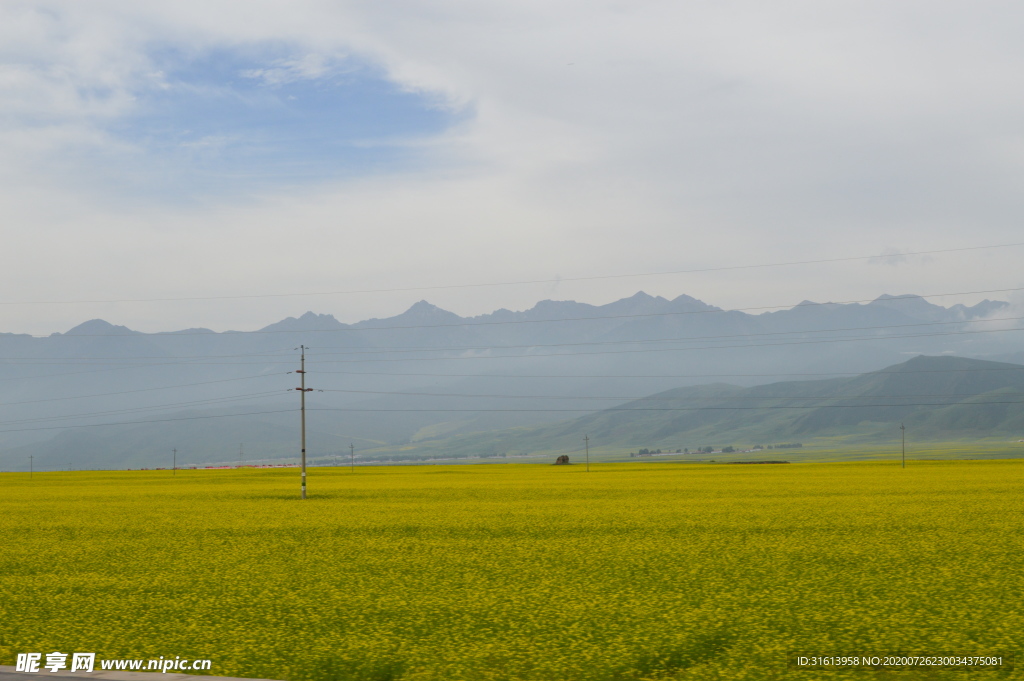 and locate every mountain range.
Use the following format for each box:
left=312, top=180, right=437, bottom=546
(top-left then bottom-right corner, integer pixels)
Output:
left=1, top=291, right=1022, bottom=470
